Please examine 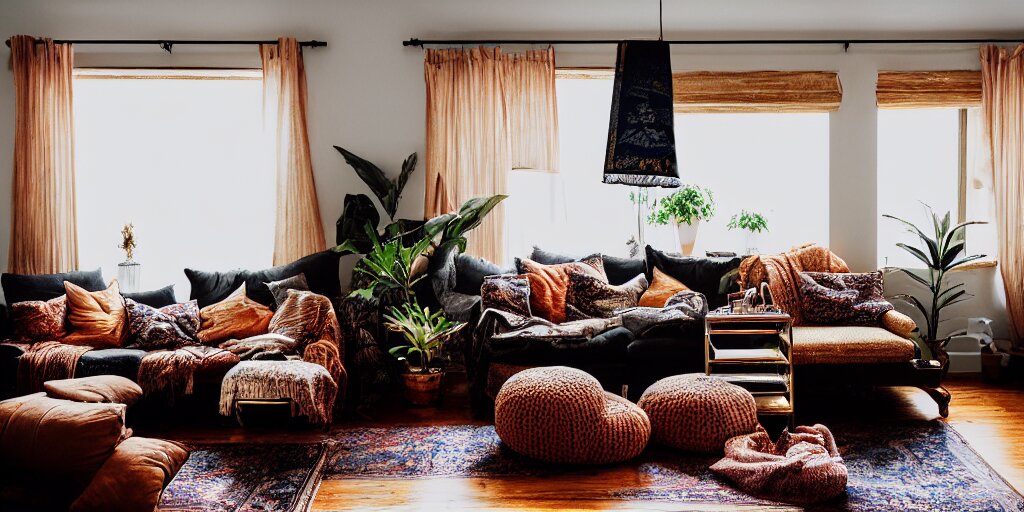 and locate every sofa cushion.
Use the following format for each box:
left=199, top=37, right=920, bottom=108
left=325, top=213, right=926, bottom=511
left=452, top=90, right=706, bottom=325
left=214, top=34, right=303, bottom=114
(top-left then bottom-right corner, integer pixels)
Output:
left=122, top=285, right=177, bottom=309
left=529, top=247, right=646, bottom=286
left=1, top=268, right=105, bottom=305
left=44, top=375, right=143, bottom=406
left=518, top=256, right=606, bottom=324
left=70, top=436, right=189, bottom=512
left=645, top=246, right=742, bottom=308
left=63, top=280, right=127, bottom=348
left=798, top=271, right=893, bottom=326
left=481, top=275, right=532, bottom=317
left=639, top=267, right=690, bottom=308
left=9, top=295, right=67, bottom=342
left=123, top=299, right=199, bottom=350
left=197, top=284, right=273, bottom=344
left=75, top=349, right=147, bottom=381
left=792, top=326, right=916, bottom=365
left=185, top=249, right=341, bottom=308
left=565, top=270, right=647, bottom=321
left=453, top=254, right=512, bottom=296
